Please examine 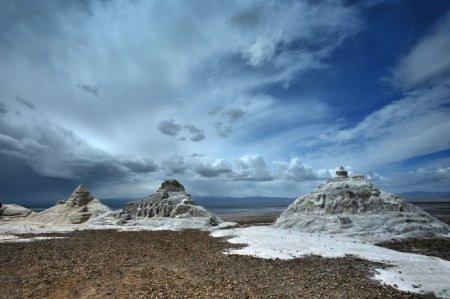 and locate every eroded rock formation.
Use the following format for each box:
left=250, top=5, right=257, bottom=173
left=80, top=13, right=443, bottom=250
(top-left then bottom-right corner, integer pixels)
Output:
left=0, top=204, right=33, bottom=218
left=27, top=184, right=110, bottom=225
left=119, top=180, right=220, bottom=225
left=274, top=168, right=449, bottom=241
left=66, top=184, right=95, bottom=207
